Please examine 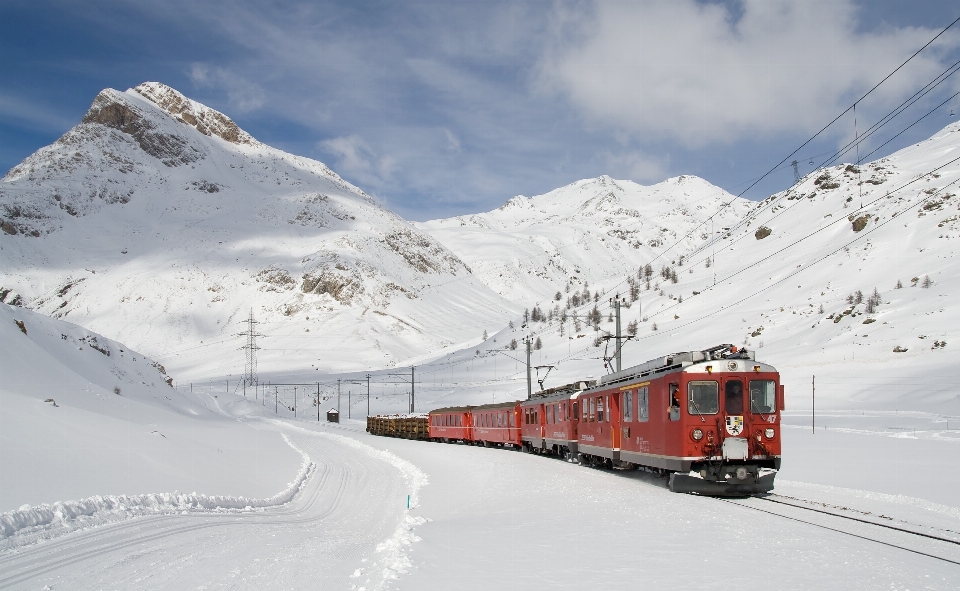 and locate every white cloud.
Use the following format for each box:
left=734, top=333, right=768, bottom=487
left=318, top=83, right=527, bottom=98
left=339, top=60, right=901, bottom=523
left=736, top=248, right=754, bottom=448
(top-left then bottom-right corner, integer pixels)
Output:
left=319, top=135, right=397, bottom=189
left=601, top=149, right=670, bottom=183
left=189, top=63, right=265, bottom=112
left=539, top=0, right=956, bottom=146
